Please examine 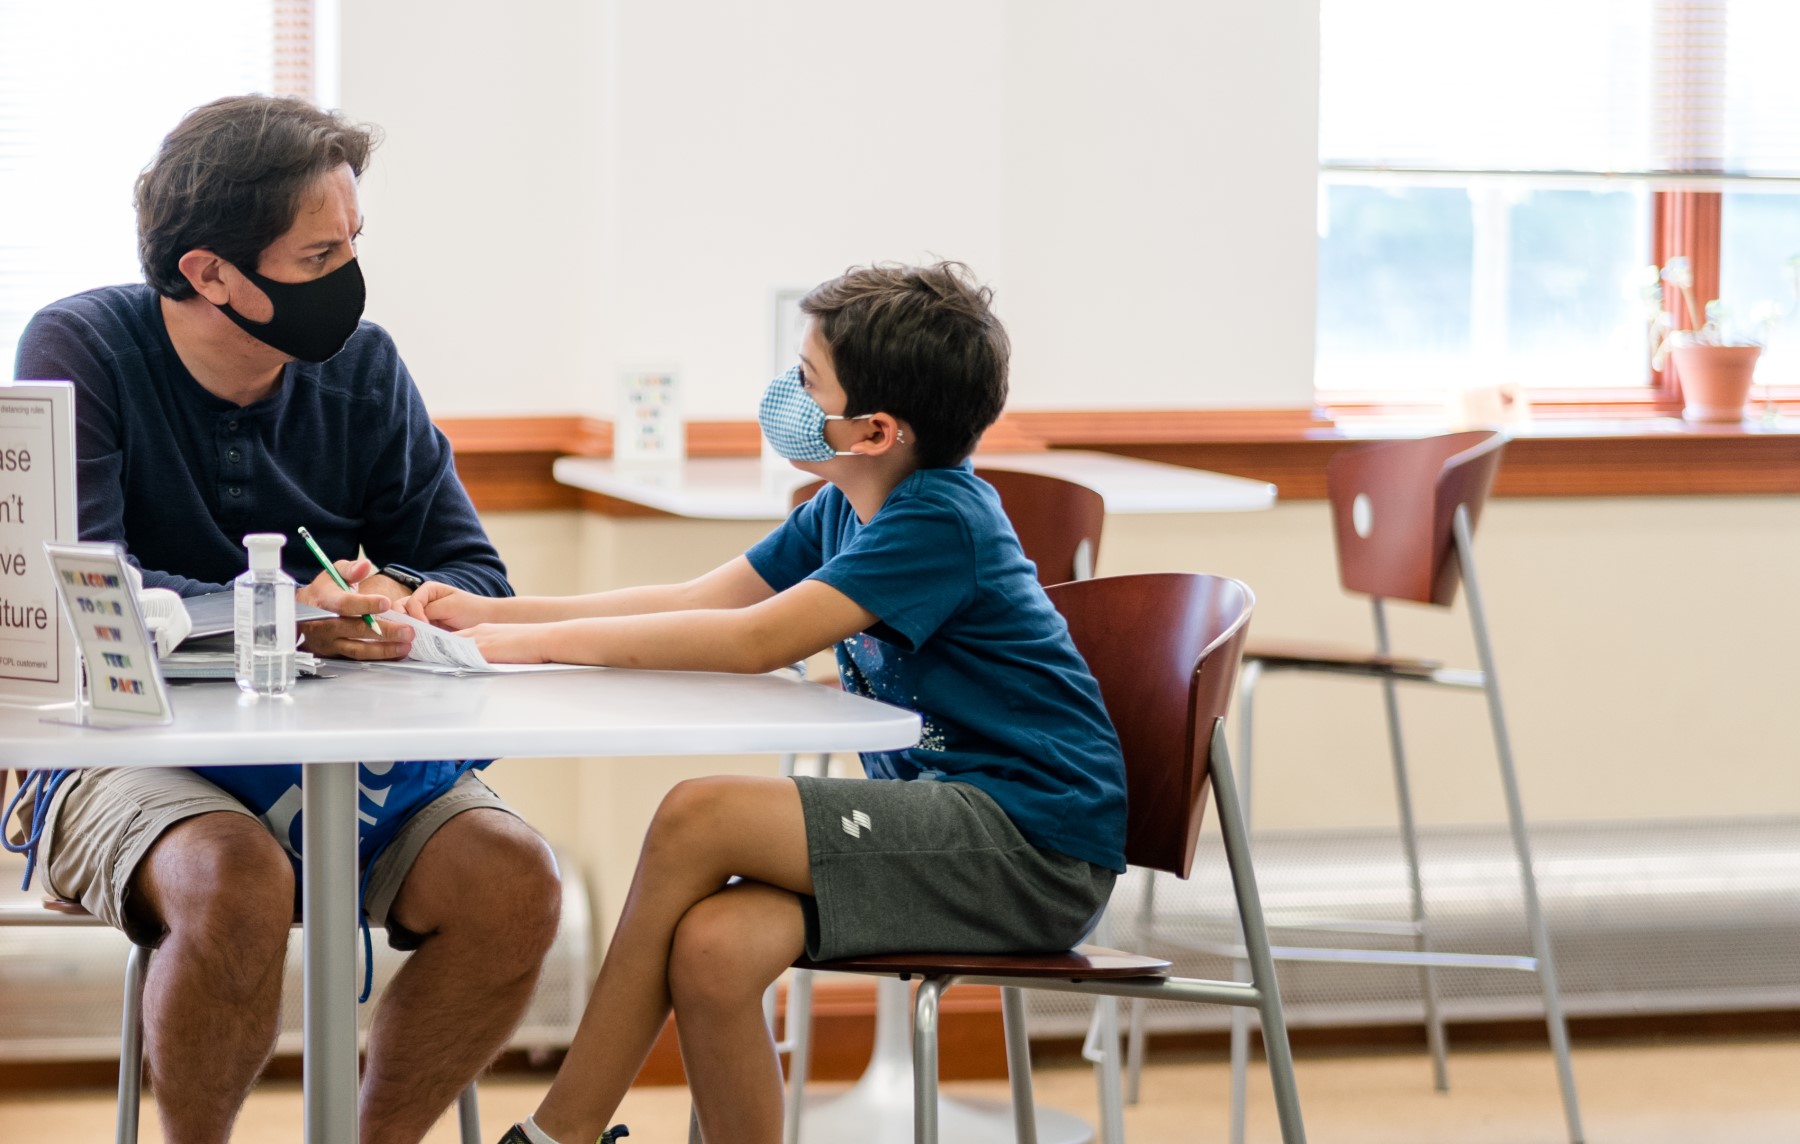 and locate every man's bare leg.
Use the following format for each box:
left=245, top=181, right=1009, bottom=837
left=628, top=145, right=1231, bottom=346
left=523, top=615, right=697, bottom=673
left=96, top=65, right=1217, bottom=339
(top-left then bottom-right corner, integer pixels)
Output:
left=358, top=809, right=561, bottom=1144
left=669, top=881, right=808, bottom=1144
left=531, top=776, right=813, bottom=1144
left=133, top=813, right=296, bottom=1144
